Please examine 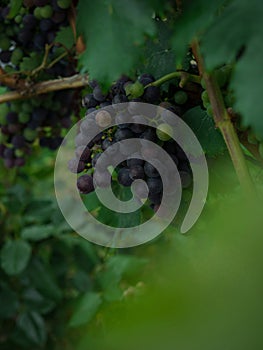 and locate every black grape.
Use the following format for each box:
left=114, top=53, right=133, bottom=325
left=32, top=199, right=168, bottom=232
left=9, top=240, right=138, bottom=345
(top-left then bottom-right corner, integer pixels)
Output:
left=138, top=73, right=155, bottom=86
left=147, top=177, right=162, bottom=195
left=117, top=167, right=133, bottom=186
left=129, top=165, right=145, bottom=180
left=143, top=86, right=160, bottom=103
left=77, top=175, right=95, bottom=194
left=115, top=128, right=134, bottom=141
left=144, top=162, right=159, bottom=178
